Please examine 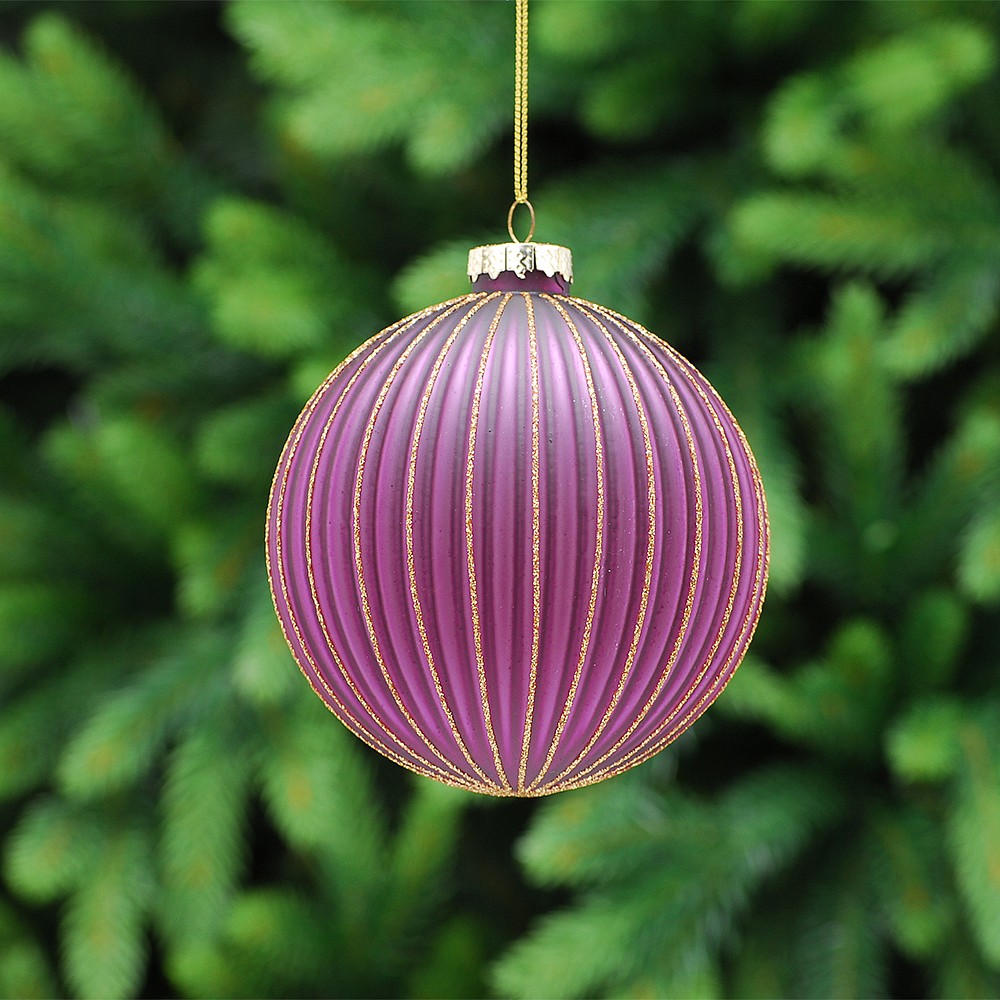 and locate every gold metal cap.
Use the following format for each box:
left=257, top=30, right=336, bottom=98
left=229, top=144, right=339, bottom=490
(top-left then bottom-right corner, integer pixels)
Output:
left=467, top=243, right=573, bottom=285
